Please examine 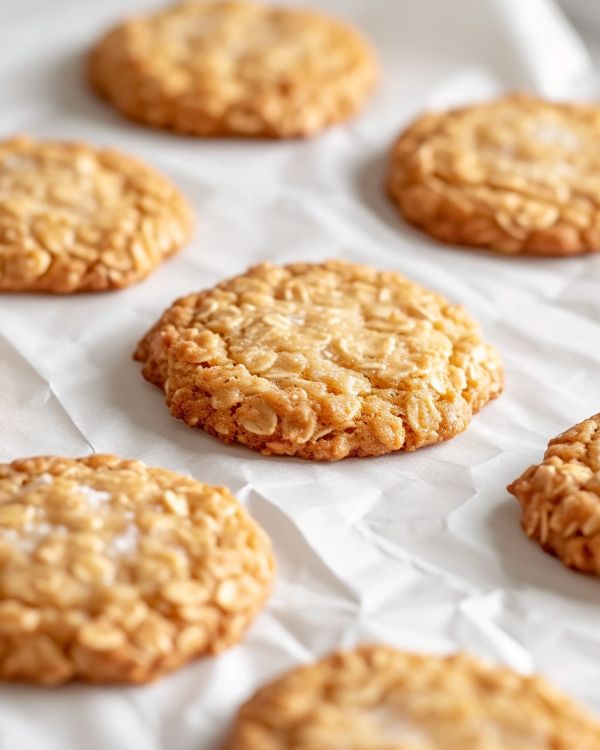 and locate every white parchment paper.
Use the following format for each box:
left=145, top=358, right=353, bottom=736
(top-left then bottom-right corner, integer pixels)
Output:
left=1, top=1, right=600, bottom=748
